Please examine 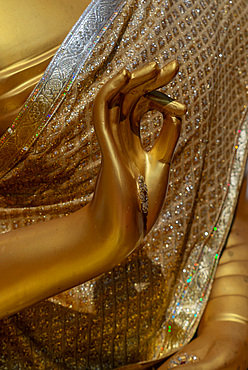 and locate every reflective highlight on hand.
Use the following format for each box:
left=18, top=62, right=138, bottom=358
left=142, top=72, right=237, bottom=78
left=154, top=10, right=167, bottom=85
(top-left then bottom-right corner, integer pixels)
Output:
left=0, top=61, right=186, bottom=319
